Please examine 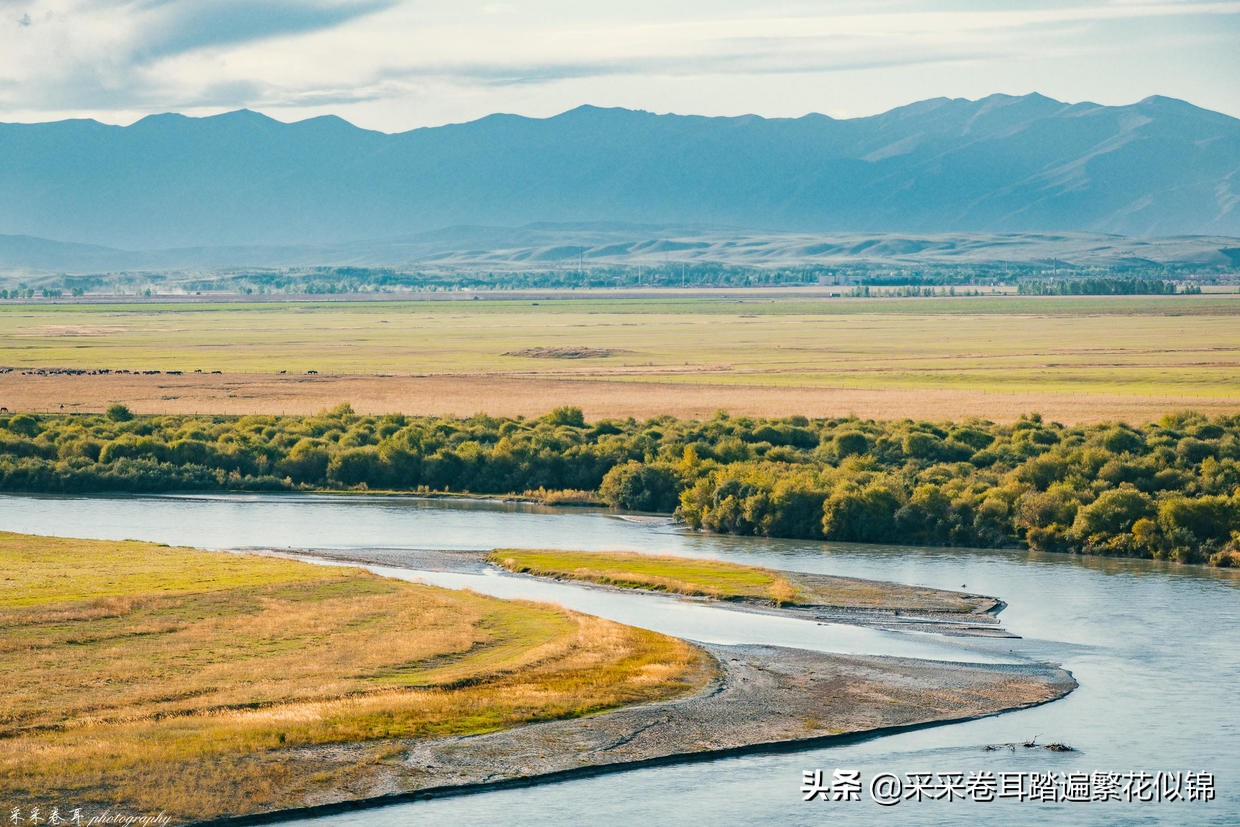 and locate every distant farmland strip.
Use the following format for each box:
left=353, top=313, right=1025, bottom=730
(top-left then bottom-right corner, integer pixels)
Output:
left=0, top=295, right=1236, bottom=422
